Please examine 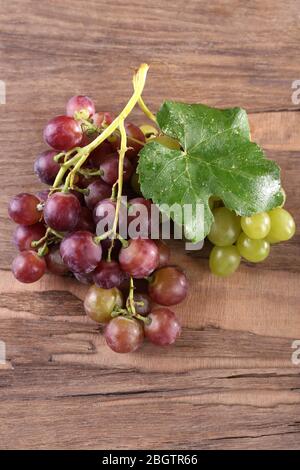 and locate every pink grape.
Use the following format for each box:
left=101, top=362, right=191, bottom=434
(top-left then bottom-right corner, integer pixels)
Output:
left=44, top=192, right=81, bottom=232
left=84, top=180, right=111, bottom=210
left=144, top=308, right=181, bottom=346
left=45, top=246, right=69, bottom=275
left=12, top=250, right=46, bottom=283
left=148, top=266, right=188, bottom=306
left=104, top=316, right=144, bottom=353
left=34, top=150, right=60, bottom=185
left=93, top=260, right=127, bottom=289
left=119, top=238, right=159, bottom=278
left=60, top=231, right=102, bottom=274
left=43, top=115, right=83, bottom=151
left=13, top=223, right=46, bottom=252
left=66, top=95, right=95, bottom=118
left=8, top=193, right=41, bottom=226
left=100, top=153, right=133, bottom=185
